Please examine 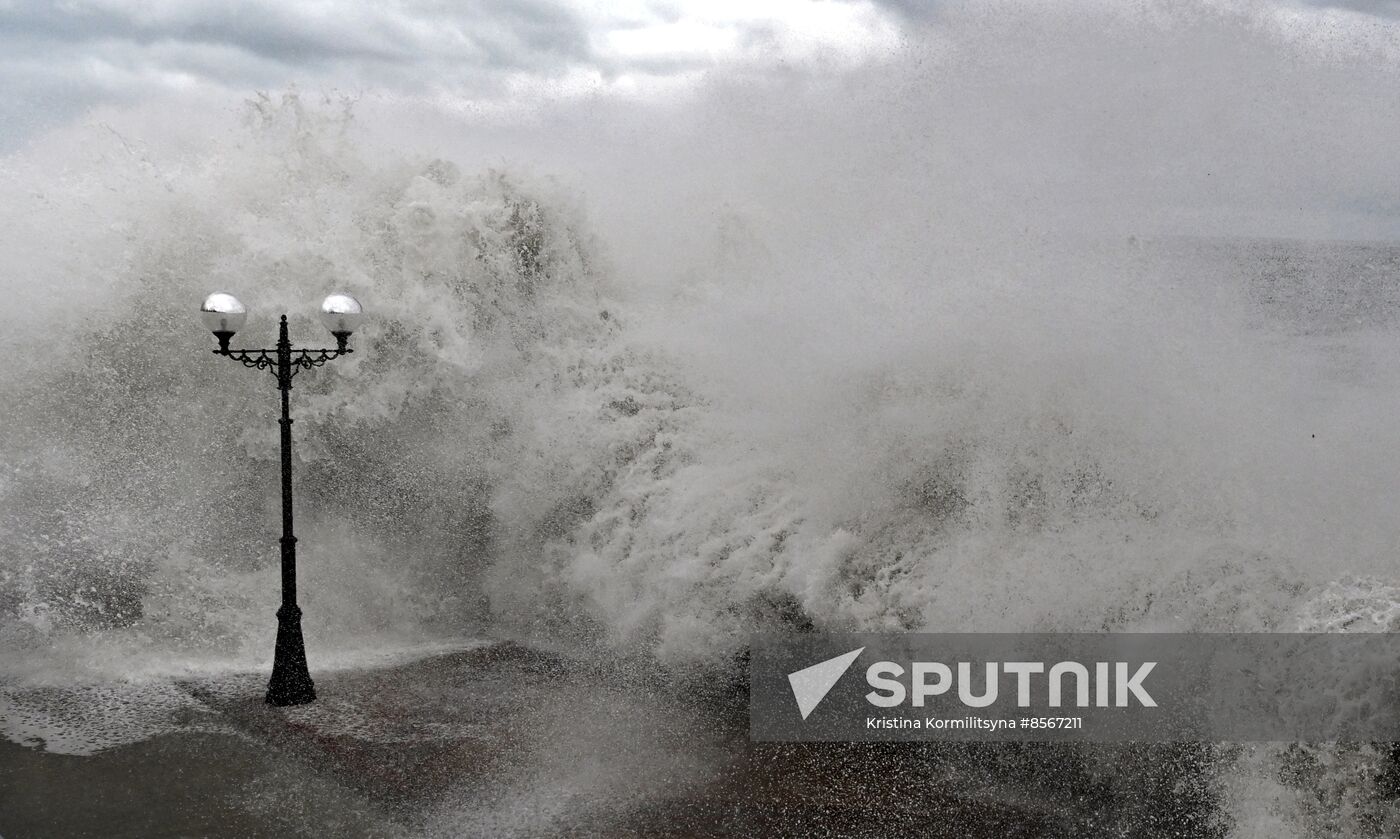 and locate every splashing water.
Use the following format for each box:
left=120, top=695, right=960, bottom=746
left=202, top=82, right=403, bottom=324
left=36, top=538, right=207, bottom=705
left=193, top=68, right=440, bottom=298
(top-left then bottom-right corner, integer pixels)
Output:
left=4, top=2, right=1400, bottom=835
